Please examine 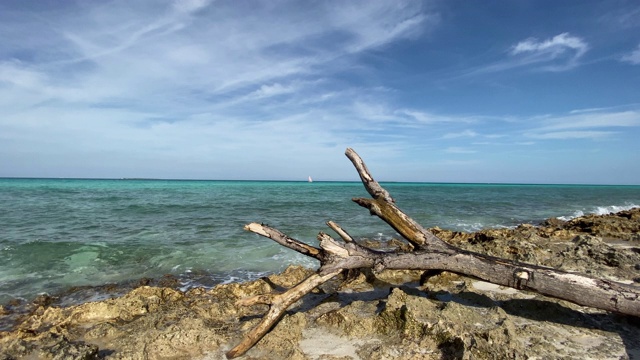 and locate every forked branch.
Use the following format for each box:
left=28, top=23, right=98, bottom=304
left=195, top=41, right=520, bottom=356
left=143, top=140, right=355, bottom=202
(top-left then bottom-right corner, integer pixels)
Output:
left=226, top=148, right=640, bottom=359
